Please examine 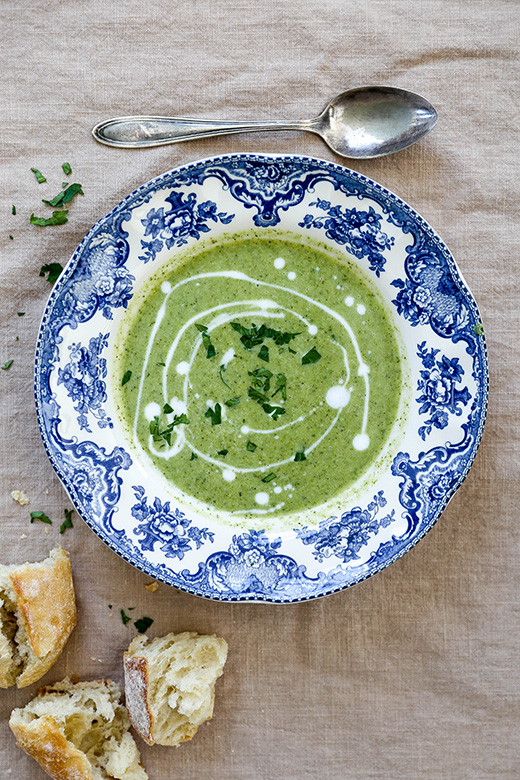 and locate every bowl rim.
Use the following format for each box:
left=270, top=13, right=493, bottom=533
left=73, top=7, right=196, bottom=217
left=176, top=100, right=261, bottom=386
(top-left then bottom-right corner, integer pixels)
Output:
left=34, top=152, right=489, bottom=602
